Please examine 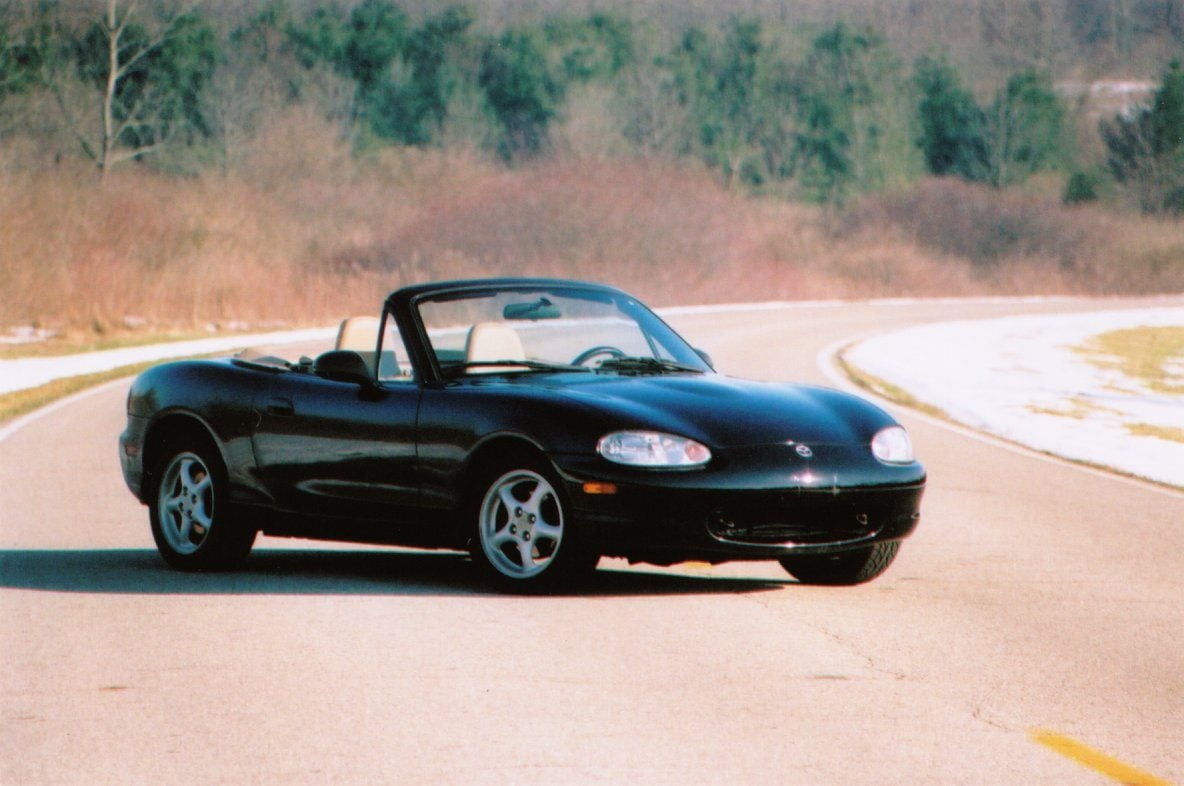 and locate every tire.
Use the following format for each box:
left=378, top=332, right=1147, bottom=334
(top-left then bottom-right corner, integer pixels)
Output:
left=470, top=459, right=598, bottom=591
left=149, top=444, right=256, bottom=571
left=778, top=541, right=900, bottom=586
